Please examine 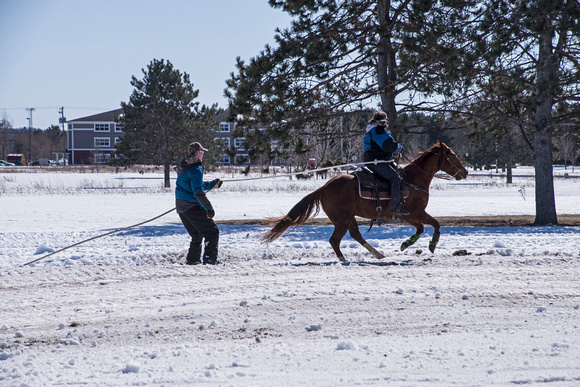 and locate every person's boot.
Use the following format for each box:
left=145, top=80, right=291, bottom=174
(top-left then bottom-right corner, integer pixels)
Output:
left=186, top=241, right=202, bottom=265
left=202, top=256, right=219, bottom=265
left=392, top=205, right=410, bottom=217
left=202, top=241, right=219, bottom=265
